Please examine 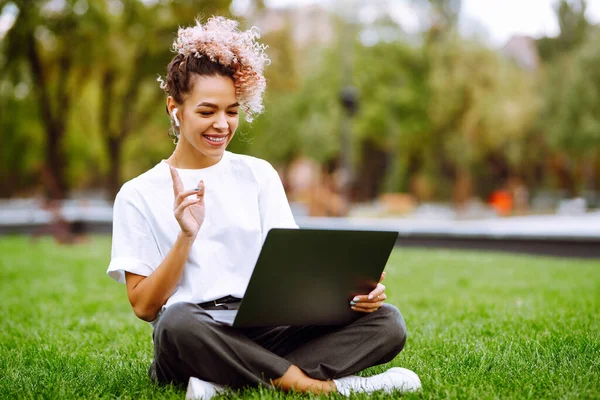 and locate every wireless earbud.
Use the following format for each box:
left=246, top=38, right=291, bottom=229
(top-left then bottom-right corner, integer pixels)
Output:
left=172, top=108, right=180, bottom=127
